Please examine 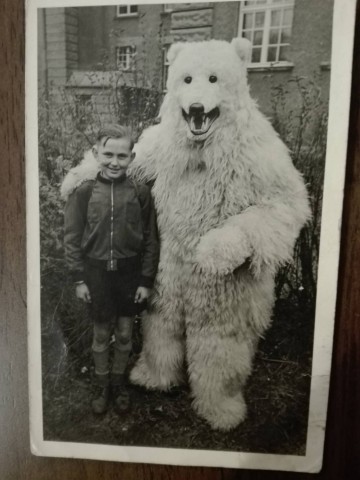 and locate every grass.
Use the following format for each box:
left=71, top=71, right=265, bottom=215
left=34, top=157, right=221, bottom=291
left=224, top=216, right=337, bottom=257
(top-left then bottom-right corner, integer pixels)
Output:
left=40, top=273, right=314, bottom=455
